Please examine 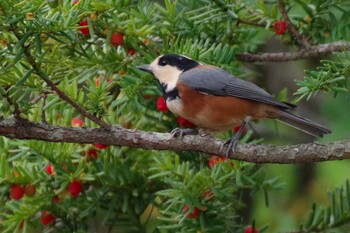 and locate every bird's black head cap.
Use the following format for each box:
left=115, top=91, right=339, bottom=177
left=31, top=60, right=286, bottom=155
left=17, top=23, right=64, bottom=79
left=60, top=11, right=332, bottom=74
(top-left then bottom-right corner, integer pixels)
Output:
left=158, top=54, right=199, bottom=72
